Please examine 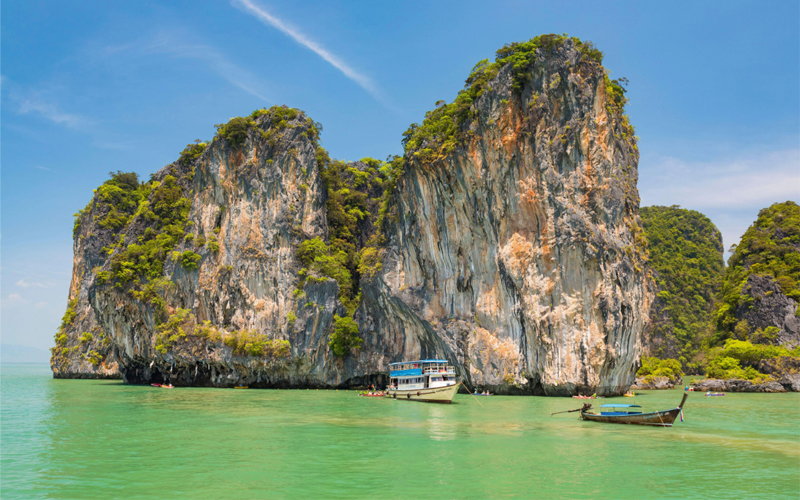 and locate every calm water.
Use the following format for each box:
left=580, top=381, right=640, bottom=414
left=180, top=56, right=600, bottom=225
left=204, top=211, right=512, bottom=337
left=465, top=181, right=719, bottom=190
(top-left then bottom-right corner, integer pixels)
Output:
left=2, top=364, right=799, bottom=499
